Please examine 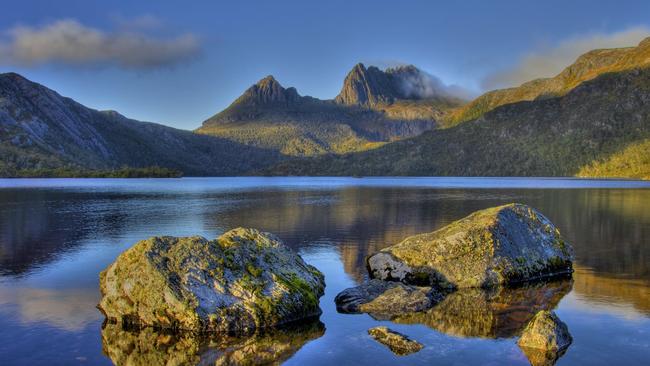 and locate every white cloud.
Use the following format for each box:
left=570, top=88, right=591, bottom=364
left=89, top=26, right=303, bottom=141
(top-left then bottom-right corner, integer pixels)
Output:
left=0, top=19, right=200, bottom=69
left=483, top=27, right=650, bottom=90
